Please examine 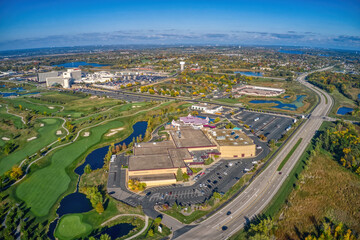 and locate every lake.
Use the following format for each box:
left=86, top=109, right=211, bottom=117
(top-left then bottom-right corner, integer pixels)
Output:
left=53, top=61, right=109, bottom=68
left=278, top=50, right=304, bottom=55
left=250, top=95, right=306, bottom=111
left=336, top=107, right=353, bottom=115
left=234, top=71, right=263, bottom=77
